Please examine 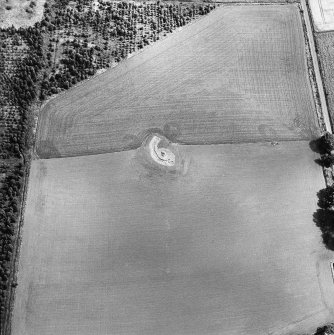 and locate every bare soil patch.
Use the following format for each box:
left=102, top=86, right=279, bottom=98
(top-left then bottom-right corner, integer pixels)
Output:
left=36, top=4, right=319, bottom=158
left=0, top=0, right=45, bottom=28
